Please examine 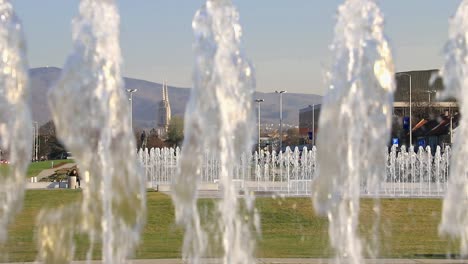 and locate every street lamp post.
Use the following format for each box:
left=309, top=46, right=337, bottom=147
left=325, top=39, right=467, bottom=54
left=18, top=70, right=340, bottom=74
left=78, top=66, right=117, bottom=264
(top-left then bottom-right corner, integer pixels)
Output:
left=275, top=90, right=286, bottom=152
left=397, top=73, right=412, bottom=146
left=450, top=115, right=453, bottom=144
left=126, top=88, right=137, bottom=131
left=425, top=90, right=436, bottom=103
left=255, top=99, right=264, bottom=154
left=34, top=122, right=38, bottom=161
